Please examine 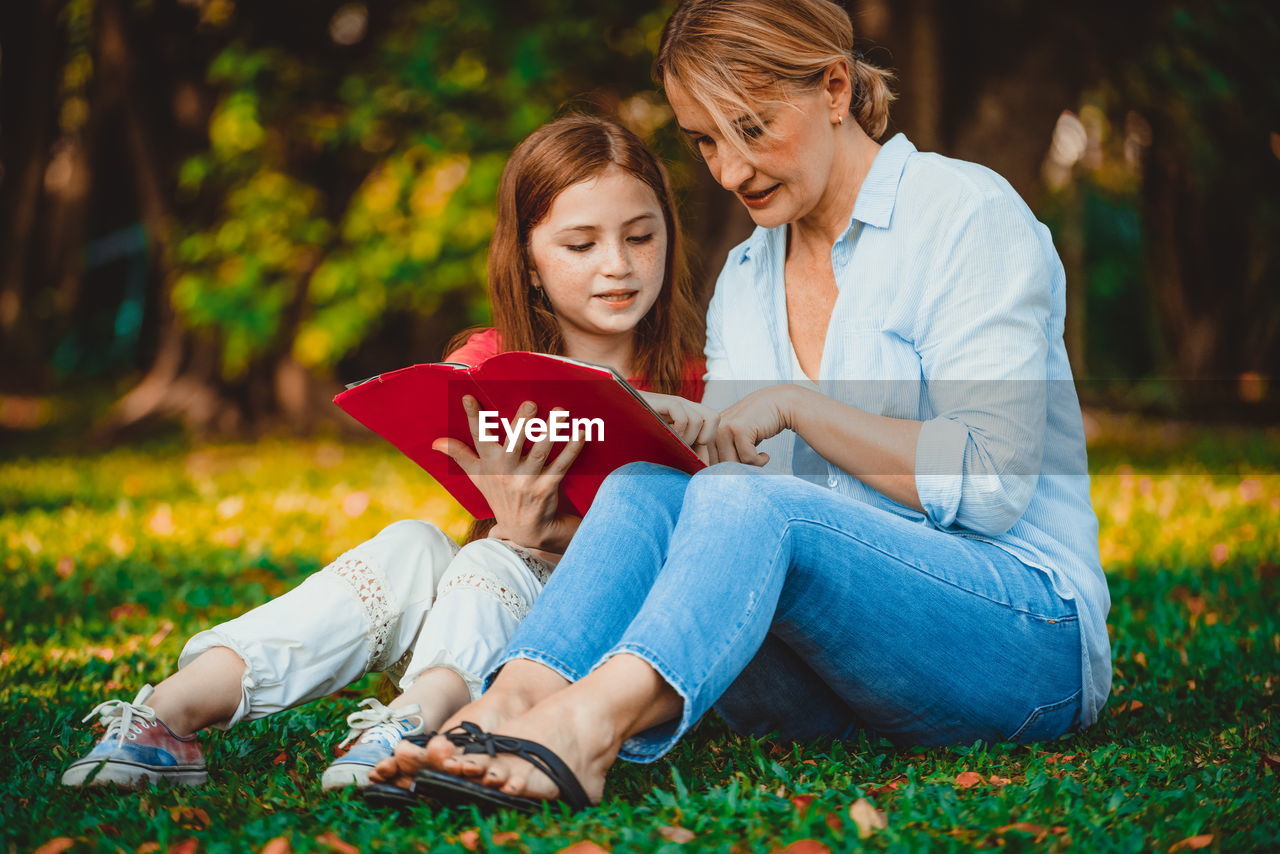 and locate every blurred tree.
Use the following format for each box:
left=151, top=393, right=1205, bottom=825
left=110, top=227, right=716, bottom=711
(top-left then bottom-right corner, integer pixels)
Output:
left=88, top=0, right=696, bottom=435
left=2, top=0, right=1276, bottom=437
left=856, top=0, right=1279, bottom=409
